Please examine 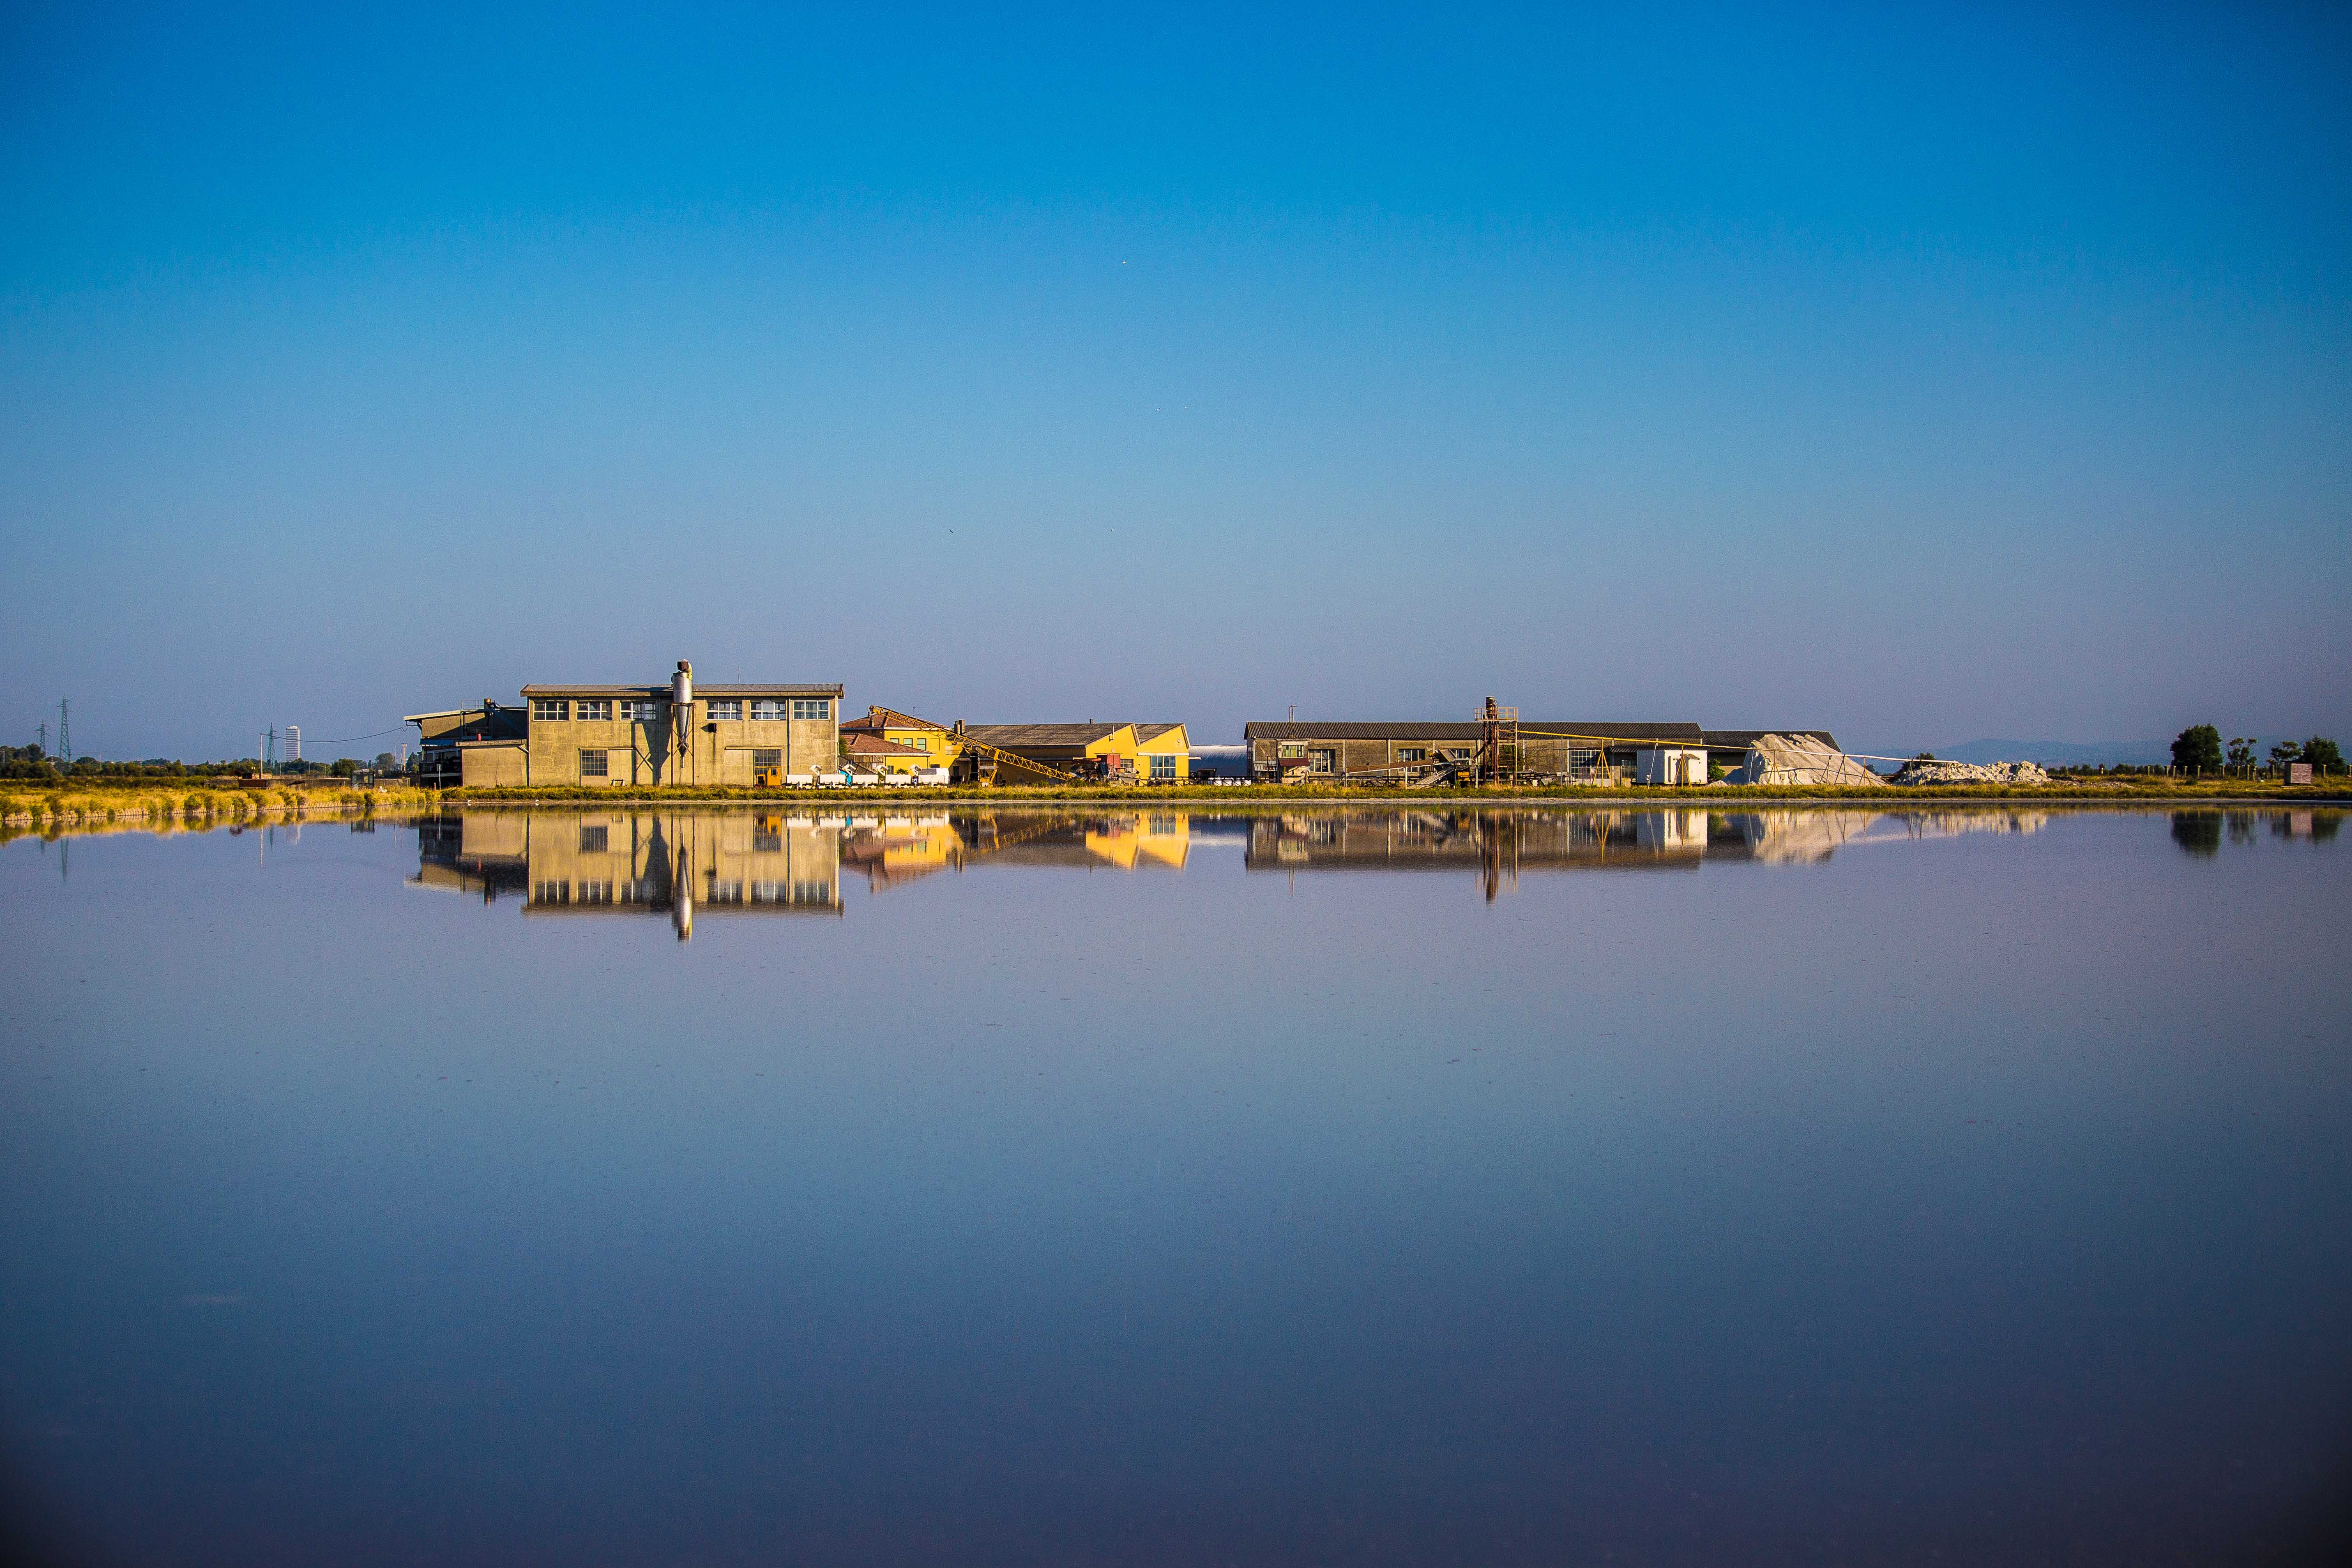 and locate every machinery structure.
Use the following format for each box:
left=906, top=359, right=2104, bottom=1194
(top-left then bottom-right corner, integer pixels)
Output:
left=859, top=707, right=1094, bottom=786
